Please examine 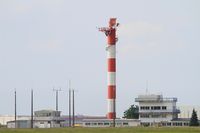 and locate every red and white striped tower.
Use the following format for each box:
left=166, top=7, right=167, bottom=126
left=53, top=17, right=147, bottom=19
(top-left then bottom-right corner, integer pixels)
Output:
left=99, top=18, right=119, bottom=120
